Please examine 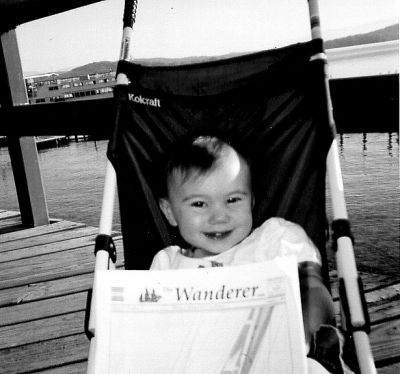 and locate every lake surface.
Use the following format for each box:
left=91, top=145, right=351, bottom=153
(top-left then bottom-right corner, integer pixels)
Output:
left=0, top=133, right=398, bottom=276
